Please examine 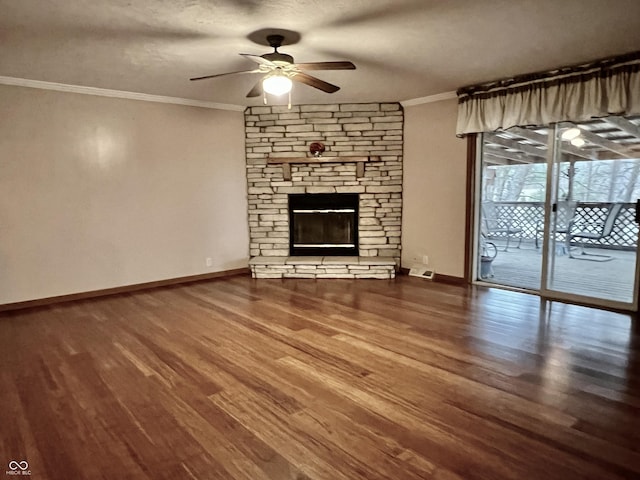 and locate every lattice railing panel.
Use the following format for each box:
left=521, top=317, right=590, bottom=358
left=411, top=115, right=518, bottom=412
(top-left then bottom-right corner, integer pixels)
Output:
left=487, top=202, right=637, bottom=250
left=573, top=203, right=637, bottom=249
left=492, top=203, right=544, bottom=239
